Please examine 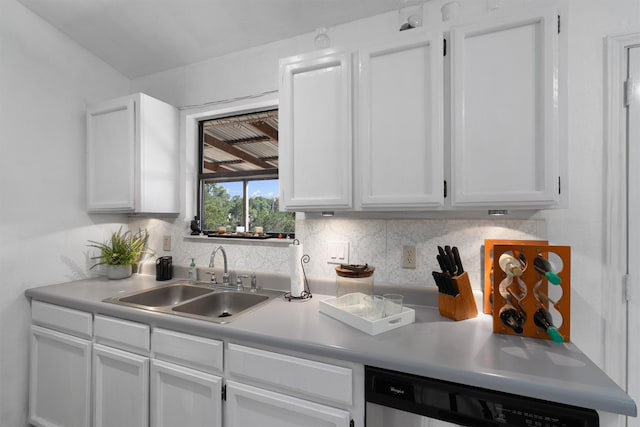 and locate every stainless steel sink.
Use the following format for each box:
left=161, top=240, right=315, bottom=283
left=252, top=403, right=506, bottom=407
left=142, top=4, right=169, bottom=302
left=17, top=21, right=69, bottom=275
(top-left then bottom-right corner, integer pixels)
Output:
left=171, top=291, right=269, bottom=322
left=103, top=281, right=283, bottom=323
left=116, top=283, right=214, bottom=307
